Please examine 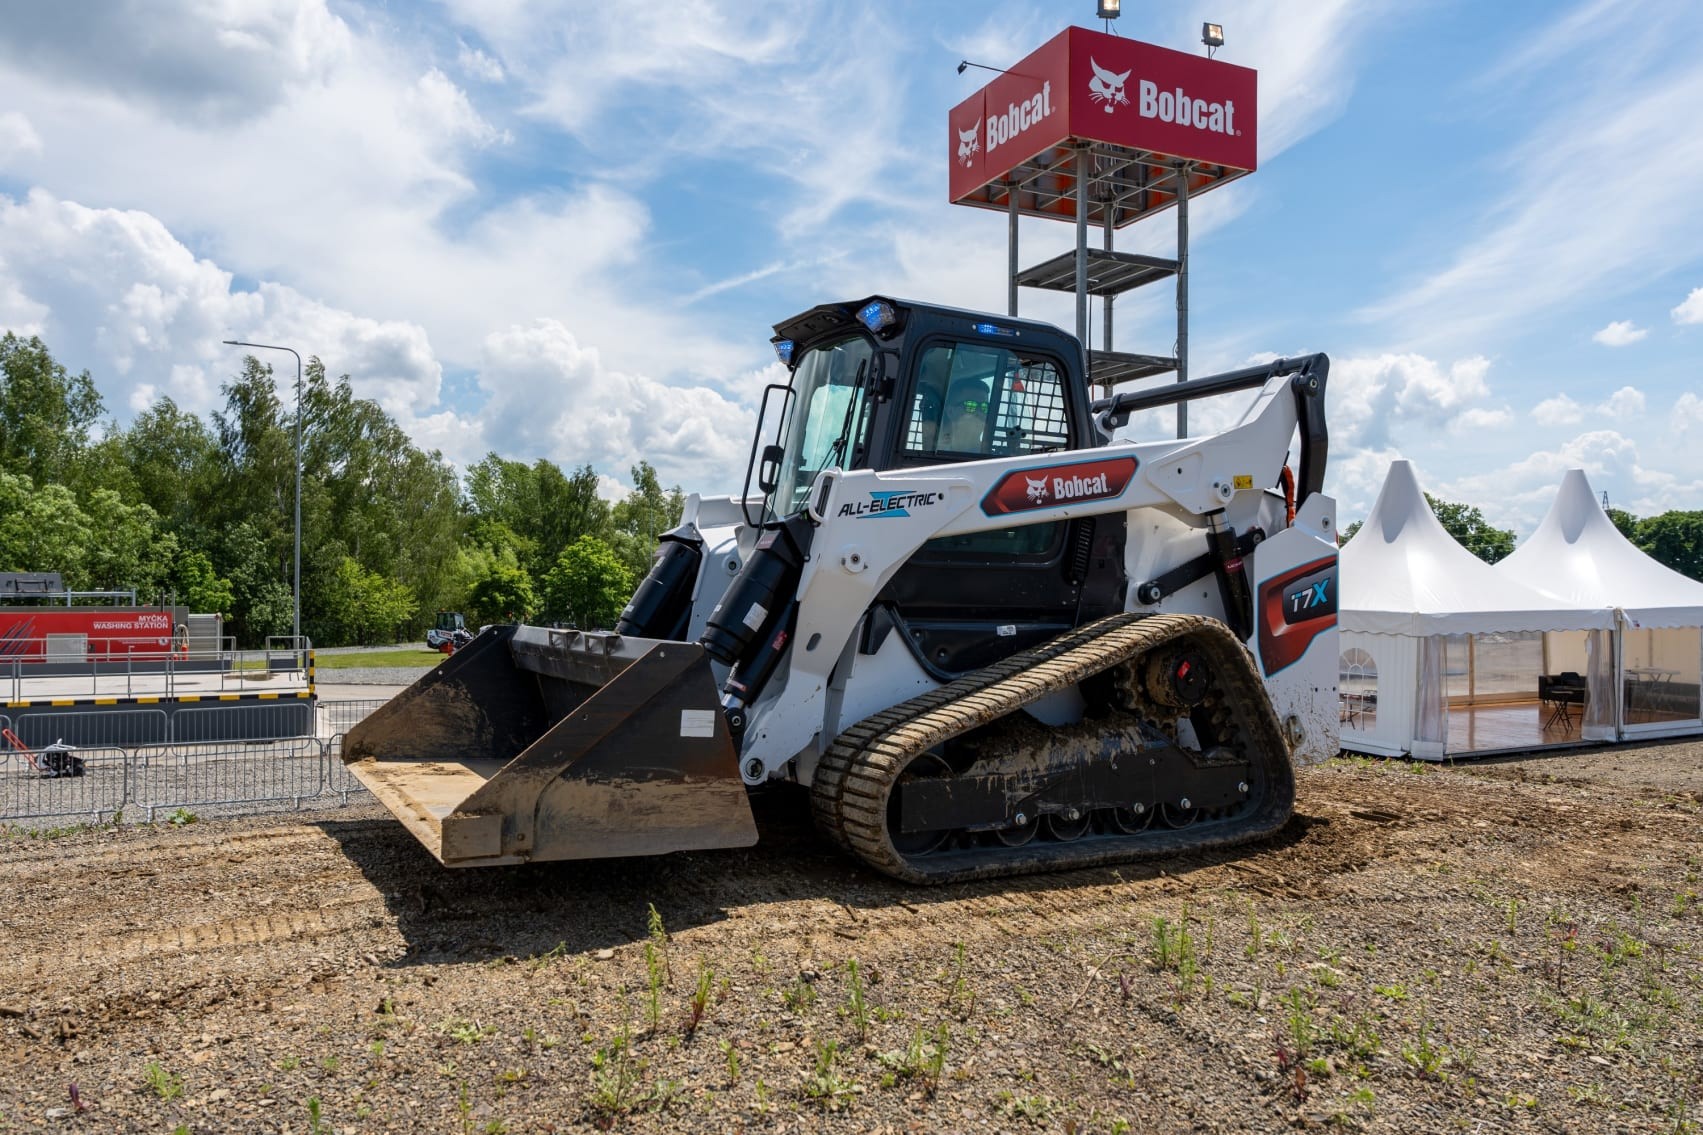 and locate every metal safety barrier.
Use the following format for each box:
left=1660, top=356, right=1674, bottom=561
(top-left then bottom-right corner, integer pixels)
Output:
left=0, top=700, right=392, bottom=827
